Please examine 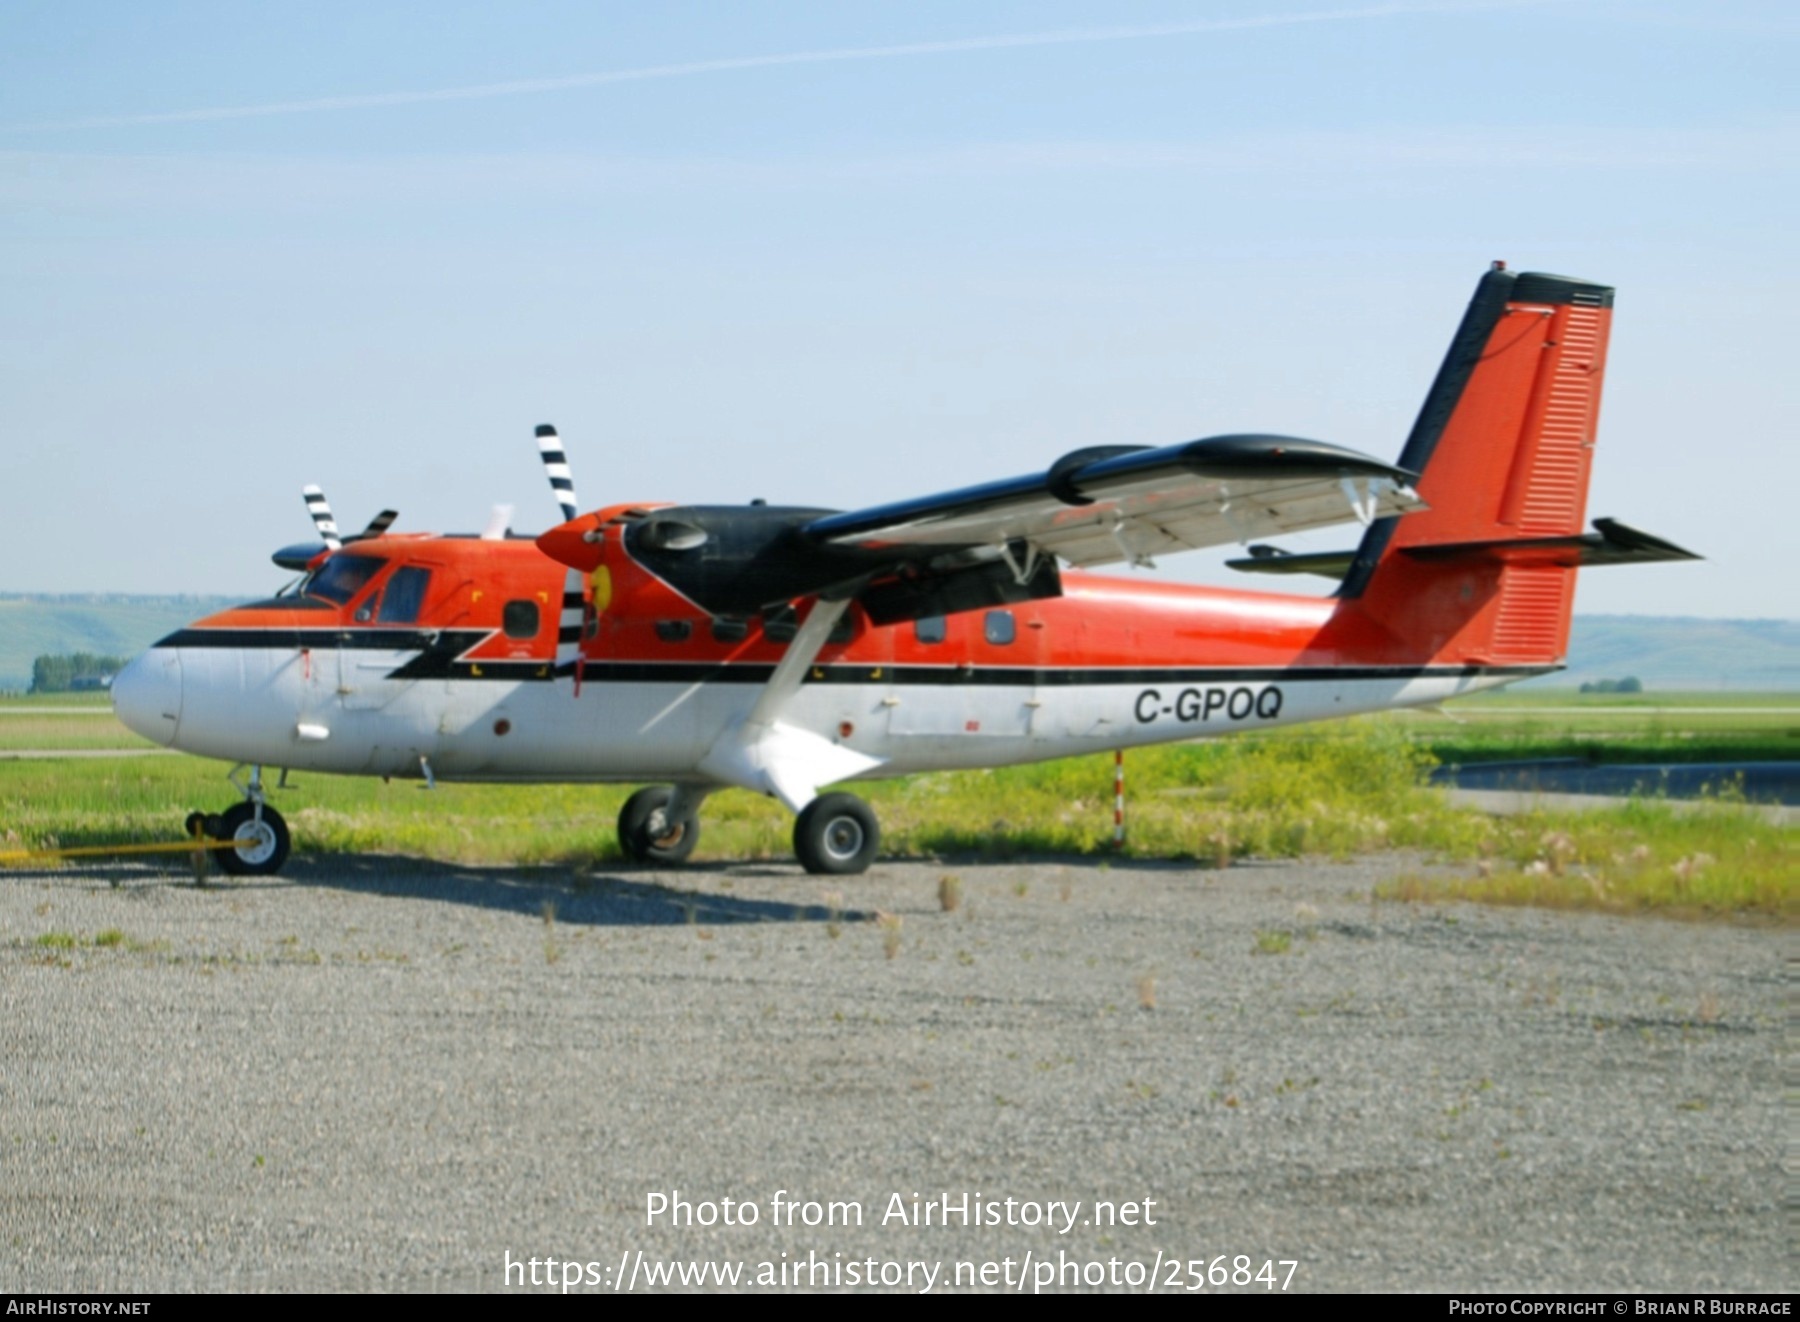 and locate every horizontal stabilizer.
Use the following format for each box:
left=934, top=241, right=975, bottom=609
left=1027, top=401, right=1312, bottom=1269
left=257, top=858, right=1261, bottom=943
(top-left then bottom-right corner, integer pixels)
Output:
left=1226, top=545, right=1357, bottom=580
left=1402, top=518, right=1701, bottom=568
